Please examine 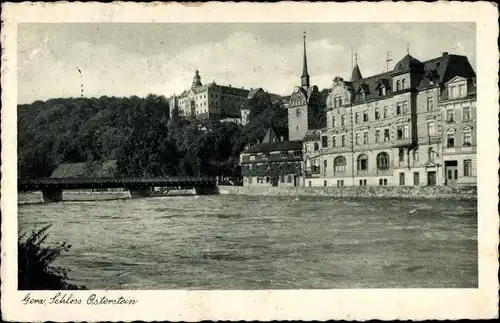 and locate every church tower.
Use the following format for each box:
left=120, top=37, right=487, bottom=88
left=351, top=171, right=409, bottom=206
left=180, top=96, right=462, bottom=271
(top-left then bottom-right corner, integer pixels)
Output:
left=192, top=70, right=202, bottom=89
left=288, top=32, right=321, bottom=141
left=301, top=33, right=310, bottom=90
